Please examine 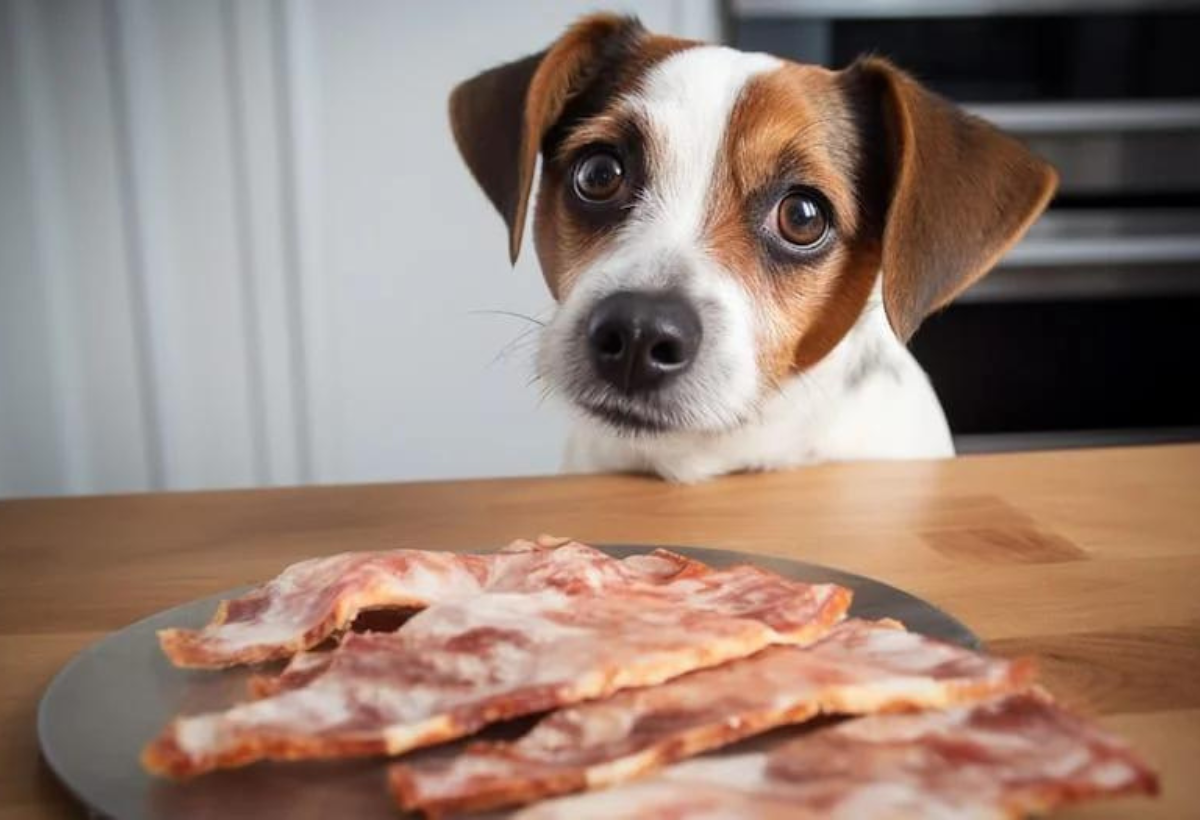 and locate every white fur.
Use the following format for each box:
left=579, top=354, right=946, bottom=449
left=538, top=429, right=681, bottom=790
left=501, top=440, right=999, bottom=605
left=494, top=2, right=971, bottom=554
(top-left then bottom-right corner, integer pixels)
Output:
left=623, top=47, right=780, bottom=249
left=540, top=47, right=778, bottom=432
left=536, top=46, right=955, bottom=483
